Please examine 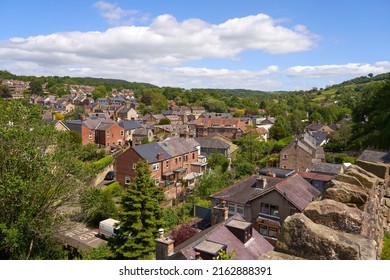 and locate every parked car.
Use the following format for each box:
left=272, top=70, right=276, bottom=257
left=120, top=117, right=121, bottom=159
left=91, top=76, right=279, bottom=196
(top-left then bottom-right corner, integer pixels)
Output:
left=104, top=171, right=116, bottom=180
